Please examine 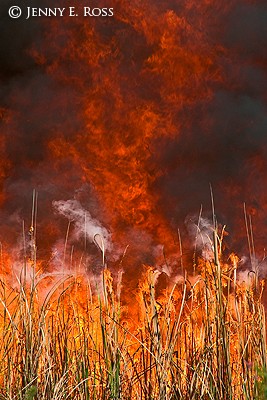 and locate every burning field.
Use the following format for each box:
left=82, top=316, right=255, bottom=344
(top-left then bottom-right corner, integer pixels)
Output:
left=0, top=0, right=267, bottom=398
